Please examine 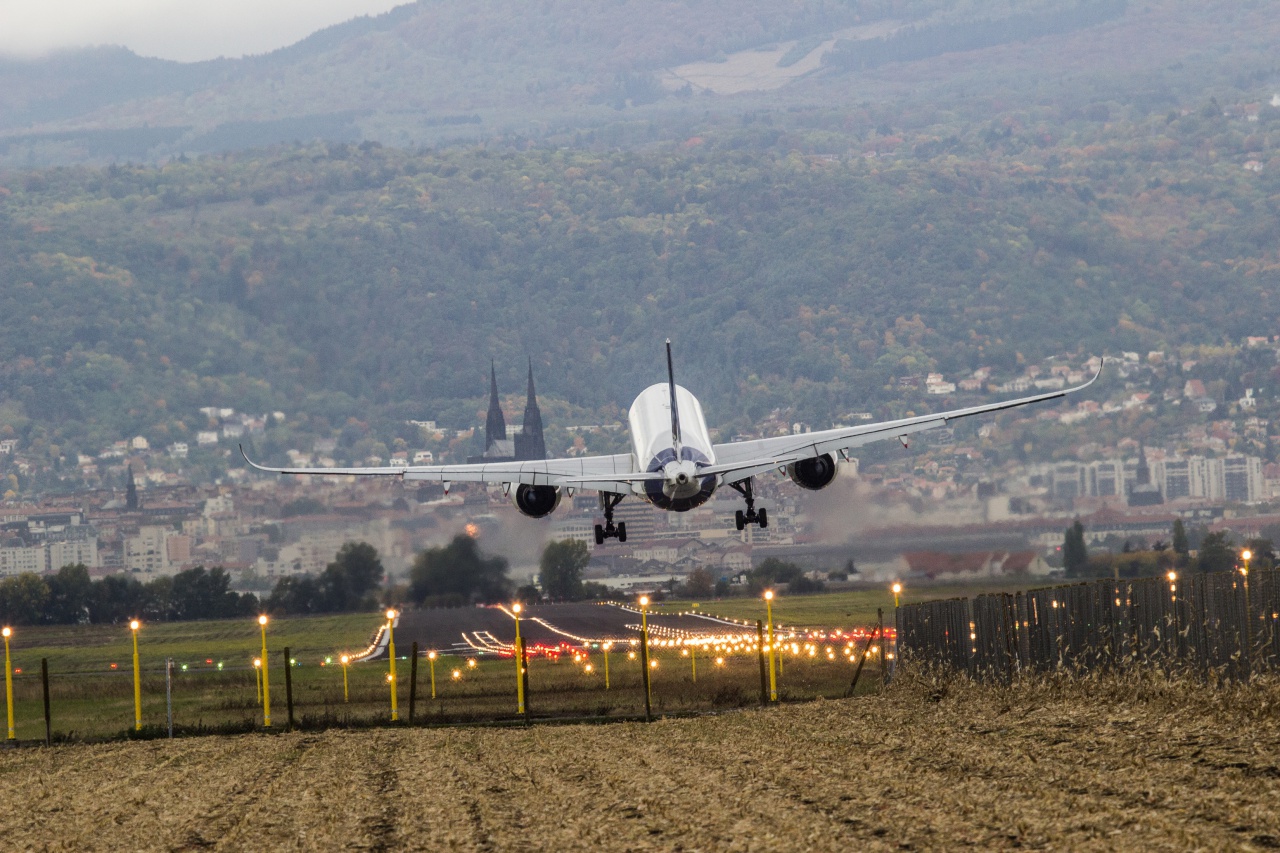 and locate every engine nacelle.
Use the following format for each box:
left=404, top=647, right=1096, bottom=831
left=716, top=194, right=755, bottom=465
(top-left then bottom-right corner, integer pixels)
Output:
left=513, top=483, right=562, bottom=518
left=786, top=453, right=839, bottom=491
